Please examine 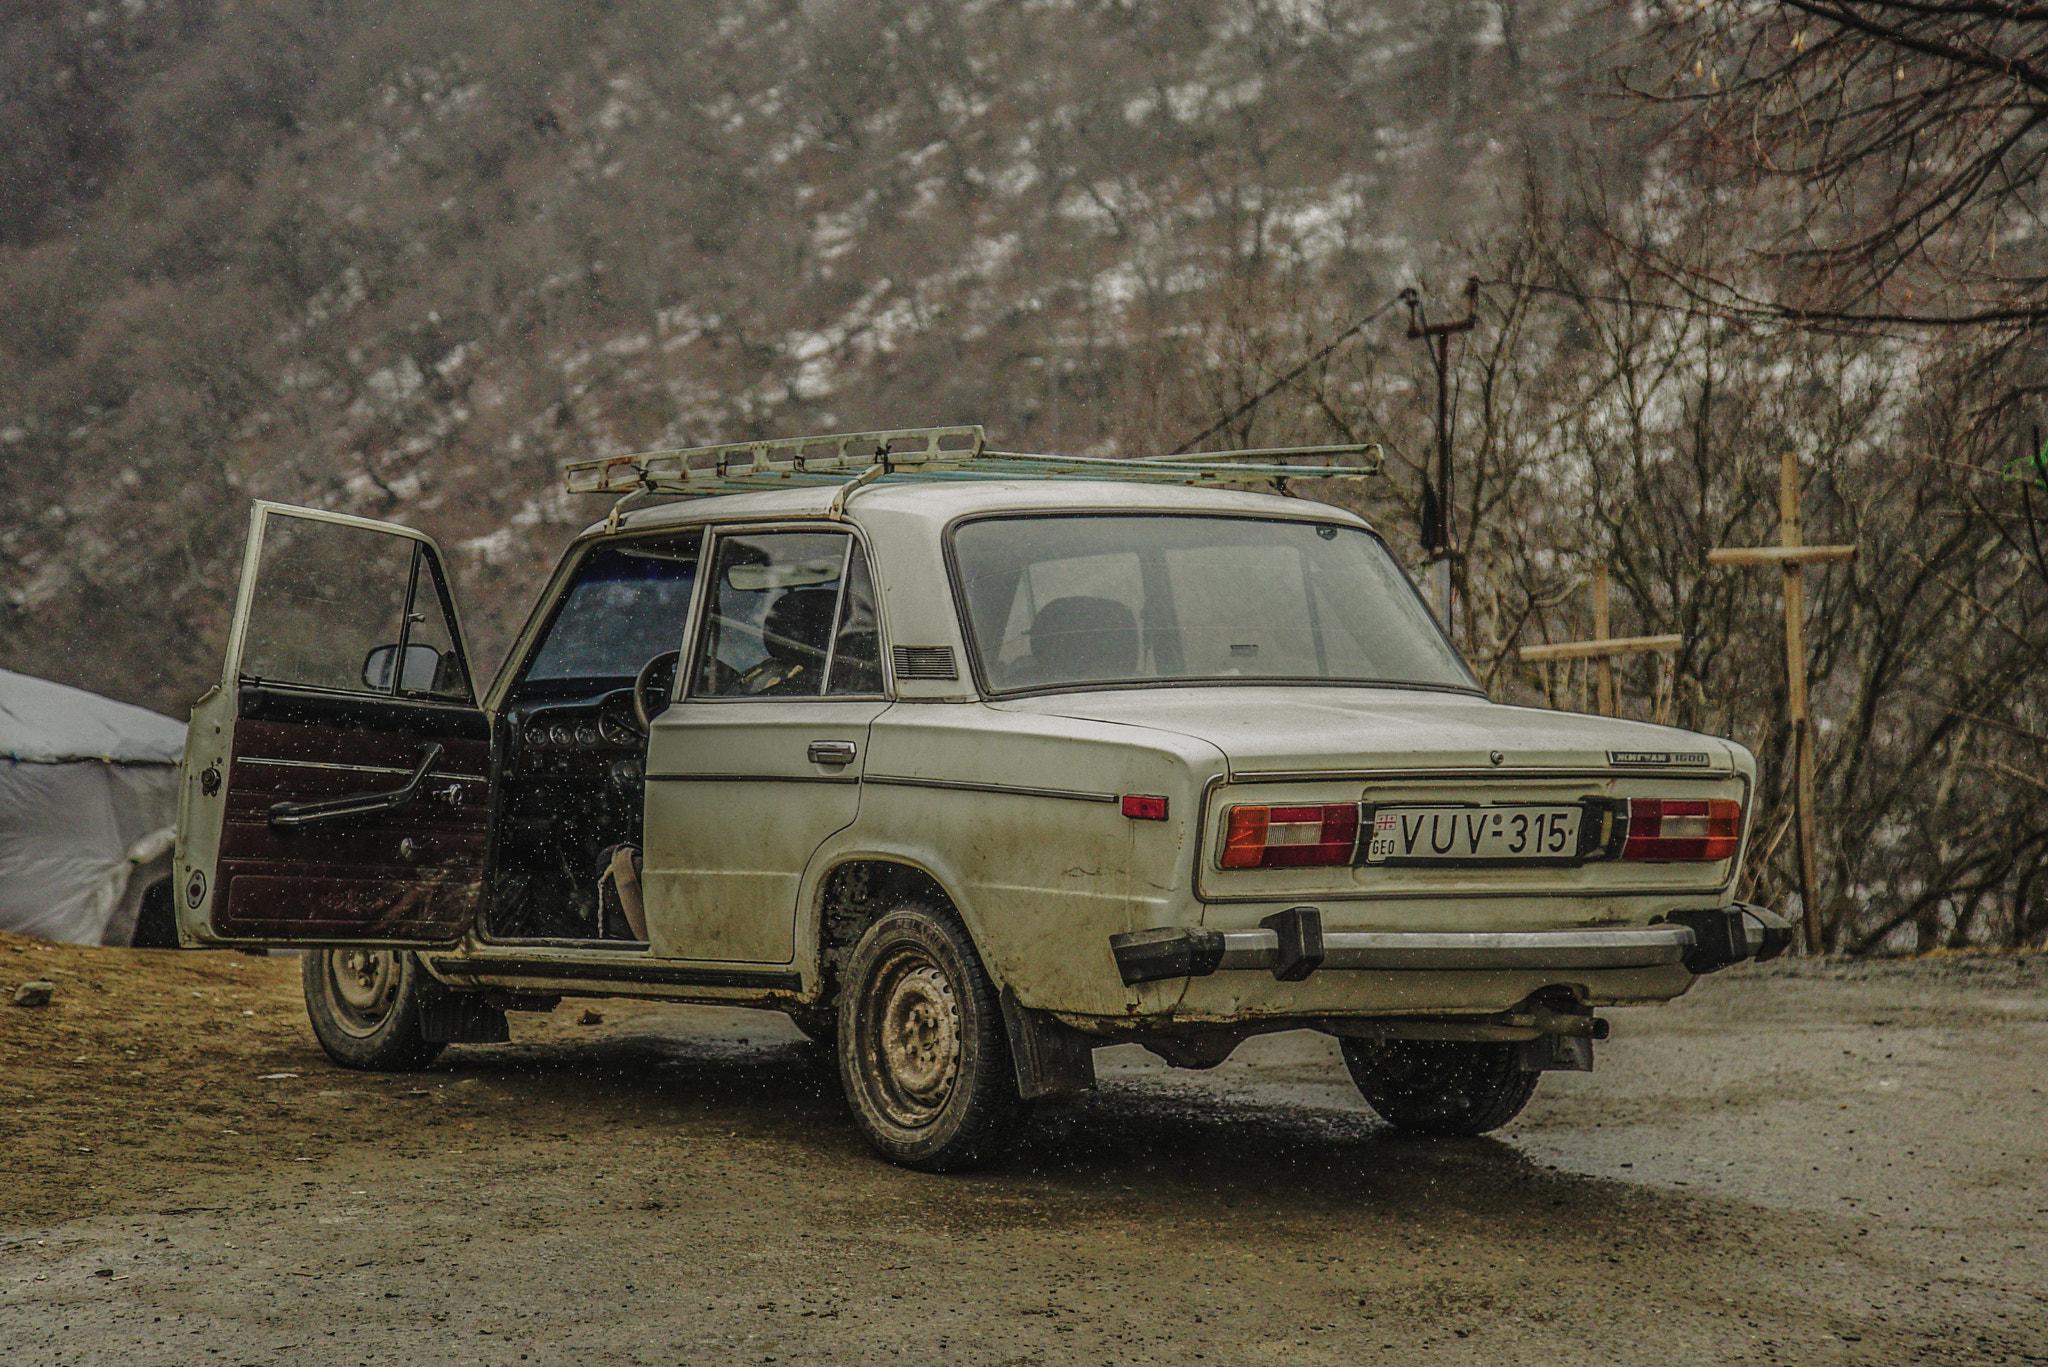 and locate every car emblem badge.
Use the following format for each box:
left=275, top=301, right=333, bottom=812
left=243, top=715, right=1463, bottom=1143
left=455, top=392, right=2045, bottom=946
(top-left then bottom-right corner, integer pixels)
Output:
left=1609, top=750, right=1711, bottom=767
